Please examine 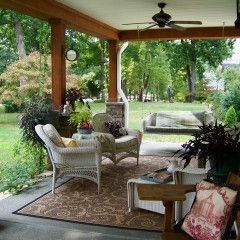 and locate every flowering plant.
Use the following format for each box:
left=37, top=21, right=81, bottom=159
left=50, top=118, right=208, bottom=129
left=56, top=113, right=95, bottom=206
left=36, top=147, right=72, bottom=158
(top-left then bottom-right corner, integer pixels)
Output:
left=79, top=121, right=92, bottom=129
left=68, top=101, right=92, bottom=130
